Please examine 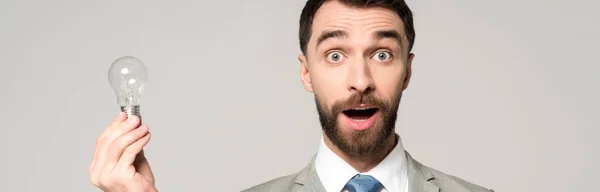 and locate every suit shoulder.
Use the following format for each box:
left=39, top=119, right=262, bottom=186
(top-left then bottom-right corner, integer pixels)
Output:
left=241, top=173, right=298, bottom=192
left=422, top=165, right=494, bottom=192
